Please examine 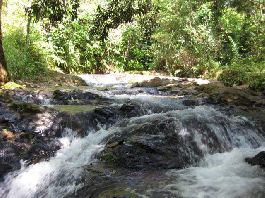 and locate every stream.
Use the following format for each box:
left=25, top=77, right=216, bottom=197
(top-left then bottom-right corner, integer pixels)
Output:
left=0, top=74, right=264, bottom=198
